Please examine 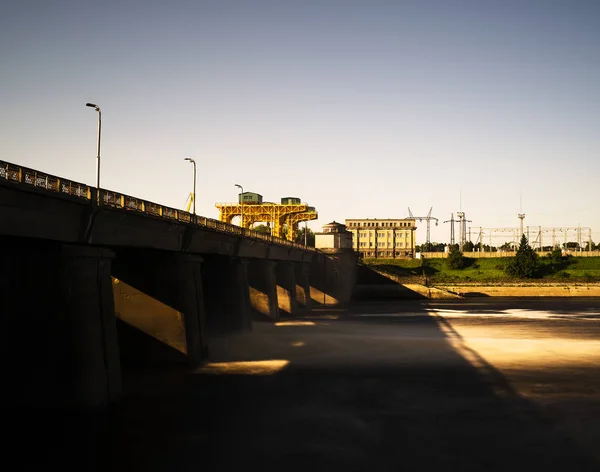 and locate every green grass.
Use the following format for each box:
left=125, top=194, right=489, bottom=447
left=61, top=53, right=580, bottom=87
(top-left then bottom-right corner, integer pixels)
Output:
left=363, top=256, right=600, bottom=284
